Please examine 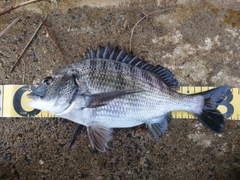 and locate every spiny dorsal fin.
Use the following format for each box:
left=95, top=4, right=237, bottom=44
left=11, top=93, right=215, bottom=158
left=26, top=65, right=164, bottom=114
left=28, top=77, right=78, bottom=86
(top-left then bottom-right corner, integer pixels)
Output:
left=86, top=44, right=179, bottom=88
